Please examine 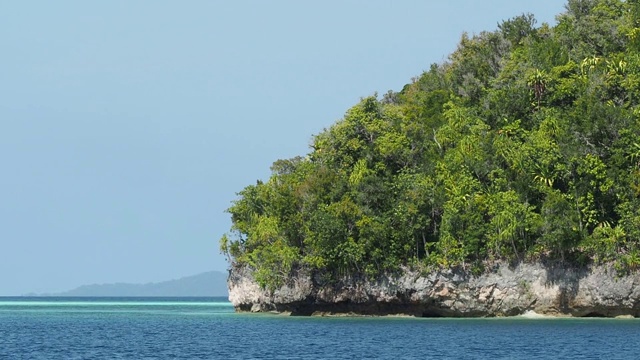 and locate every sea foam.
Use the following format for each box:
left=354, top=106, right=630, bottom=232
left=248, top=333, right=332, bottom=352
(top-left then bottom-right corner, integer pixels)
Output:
left=518, top=310, right=553, bottom=319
